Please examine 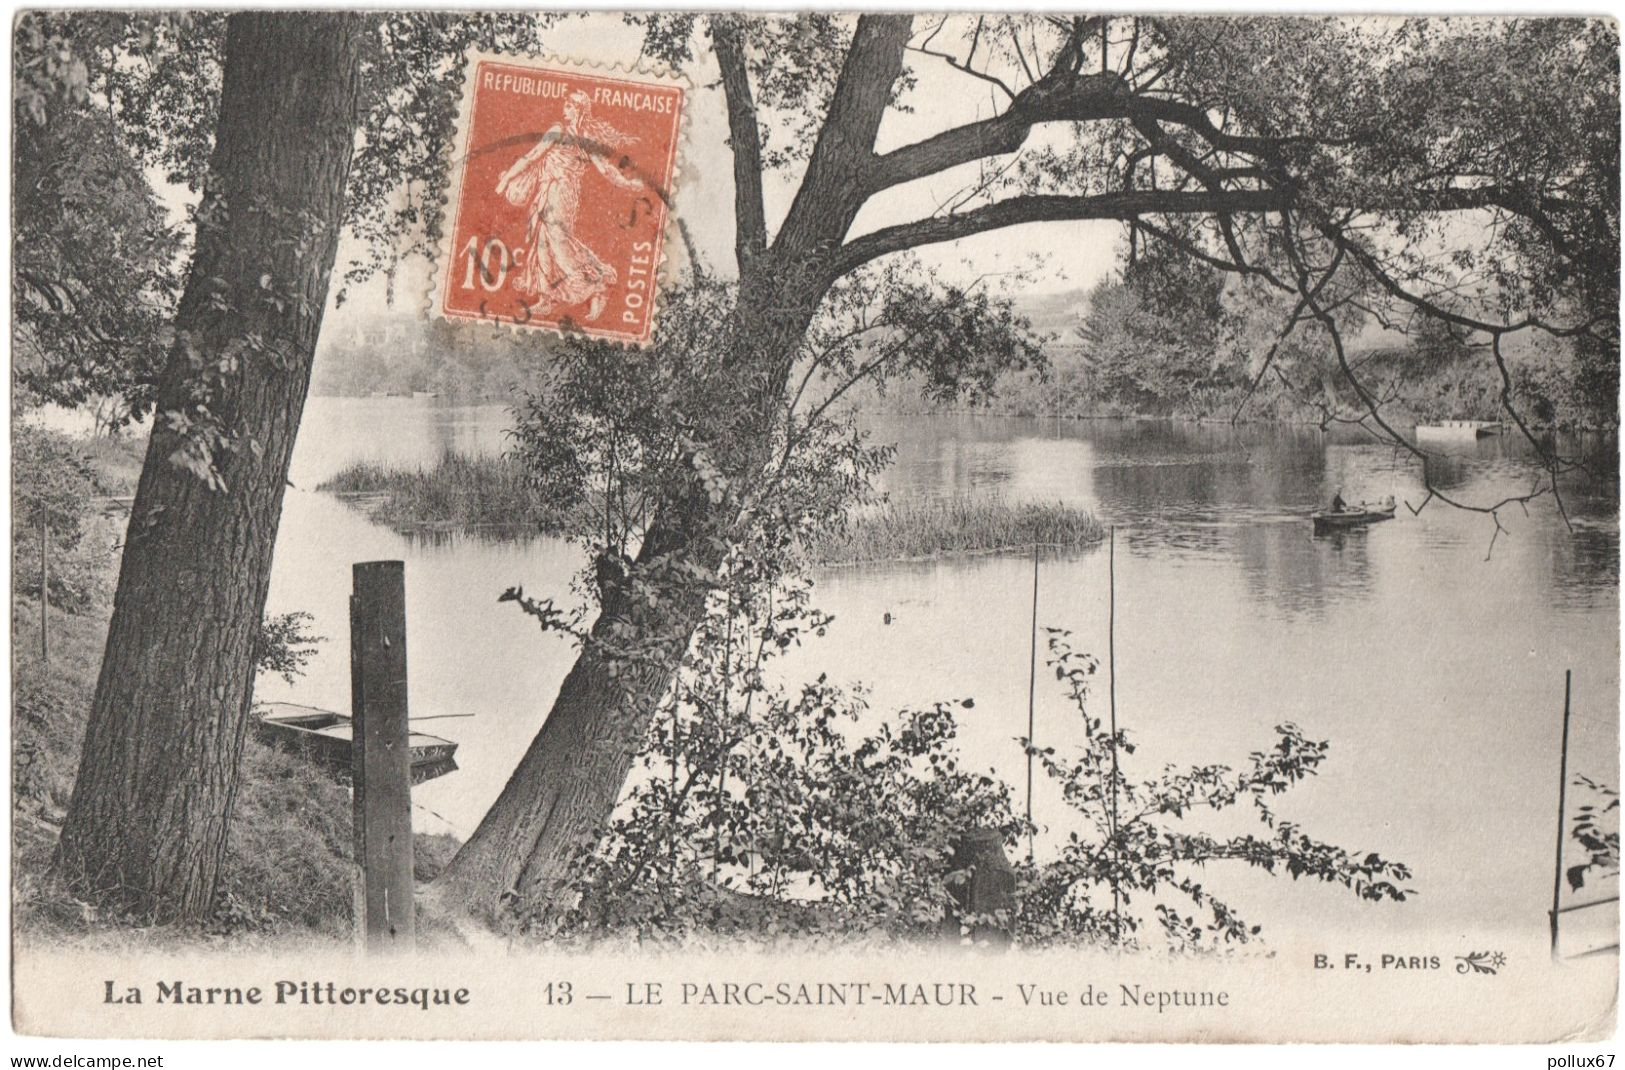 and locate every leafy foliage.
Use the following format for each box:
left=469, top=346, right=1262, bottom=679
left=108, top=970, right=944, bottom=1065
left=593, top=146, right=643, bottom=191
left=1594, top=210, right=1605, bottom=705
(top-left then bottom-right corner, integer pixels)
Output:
left=253, top=612, right=326, bottom=685
left=504, top=270, right=1040, bottom=632
left=1077, top=247, right=1238, bottom=415
left=1567, top=775, right=1620, bottom=893
left=638, top=14, right=856, bottom=171
left=41, top=13, right=556, bottom=297
left=13, top=426, right=102, bottom=540
left=13, top=15, right=183, bottom=424
left=509, top=604, right=1411, bottom=950
left=1015, top=632, right=1412, bottom=951
left=523, top=580, right=1020, bottom=945
left=799, top=259, right=1049, bottom=416
left=12, top=425, right=117, bottom=612
left=508, top=279, right=763, bottom=580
